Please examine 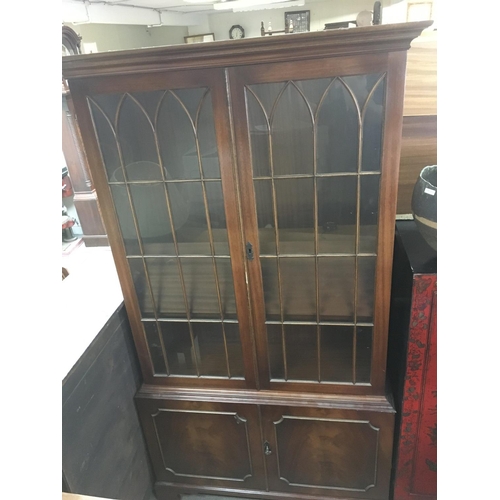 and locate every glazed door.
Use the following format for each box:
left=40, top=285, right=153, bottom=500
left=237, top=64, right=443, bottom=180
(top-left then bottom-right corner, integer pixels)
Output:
left=230, top=53, right=403, bottom=394
left=70, top=69, right=256, bottom=388
left=260, top=405, right=394, bottom=499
